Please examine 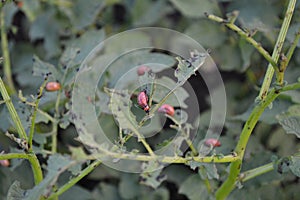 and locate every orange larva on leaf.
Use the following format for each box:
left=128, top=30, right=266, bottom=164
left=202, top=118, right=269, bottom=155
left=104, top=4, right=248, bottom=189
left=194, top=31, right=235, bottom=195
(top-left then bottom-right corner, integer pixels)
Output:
left=0, top=159, right=10, bottom=167
left=45, top=82, right=61, bottom=92
left=137, top=65, right=150, bottom=76
left=158, top=104, right=175, bottom=116
left=204, top=138, right=221, bottom=147
left=137, top=91, right=150, bottom=113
